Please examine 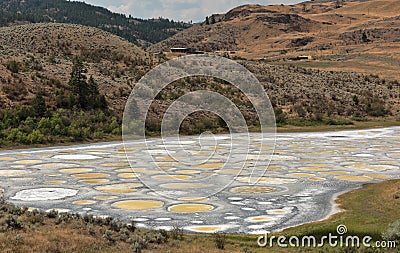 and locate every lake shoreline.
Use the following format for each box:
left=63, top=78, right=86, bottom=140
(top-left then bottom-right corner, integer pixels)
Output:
left=1, top=119, right=399, bottom=152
